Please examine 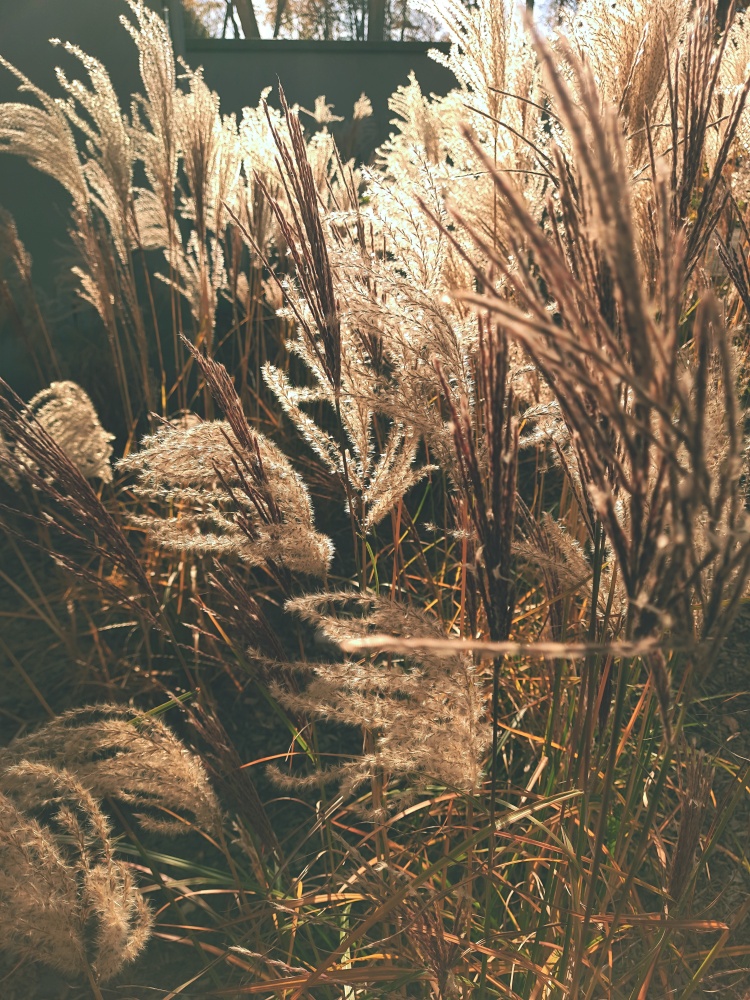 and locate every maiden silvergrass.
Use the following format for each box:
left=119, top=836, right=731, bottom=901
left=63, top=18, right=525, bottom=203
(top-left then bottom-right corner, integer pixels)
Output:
left=0, top=0, right=749, bottom=994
